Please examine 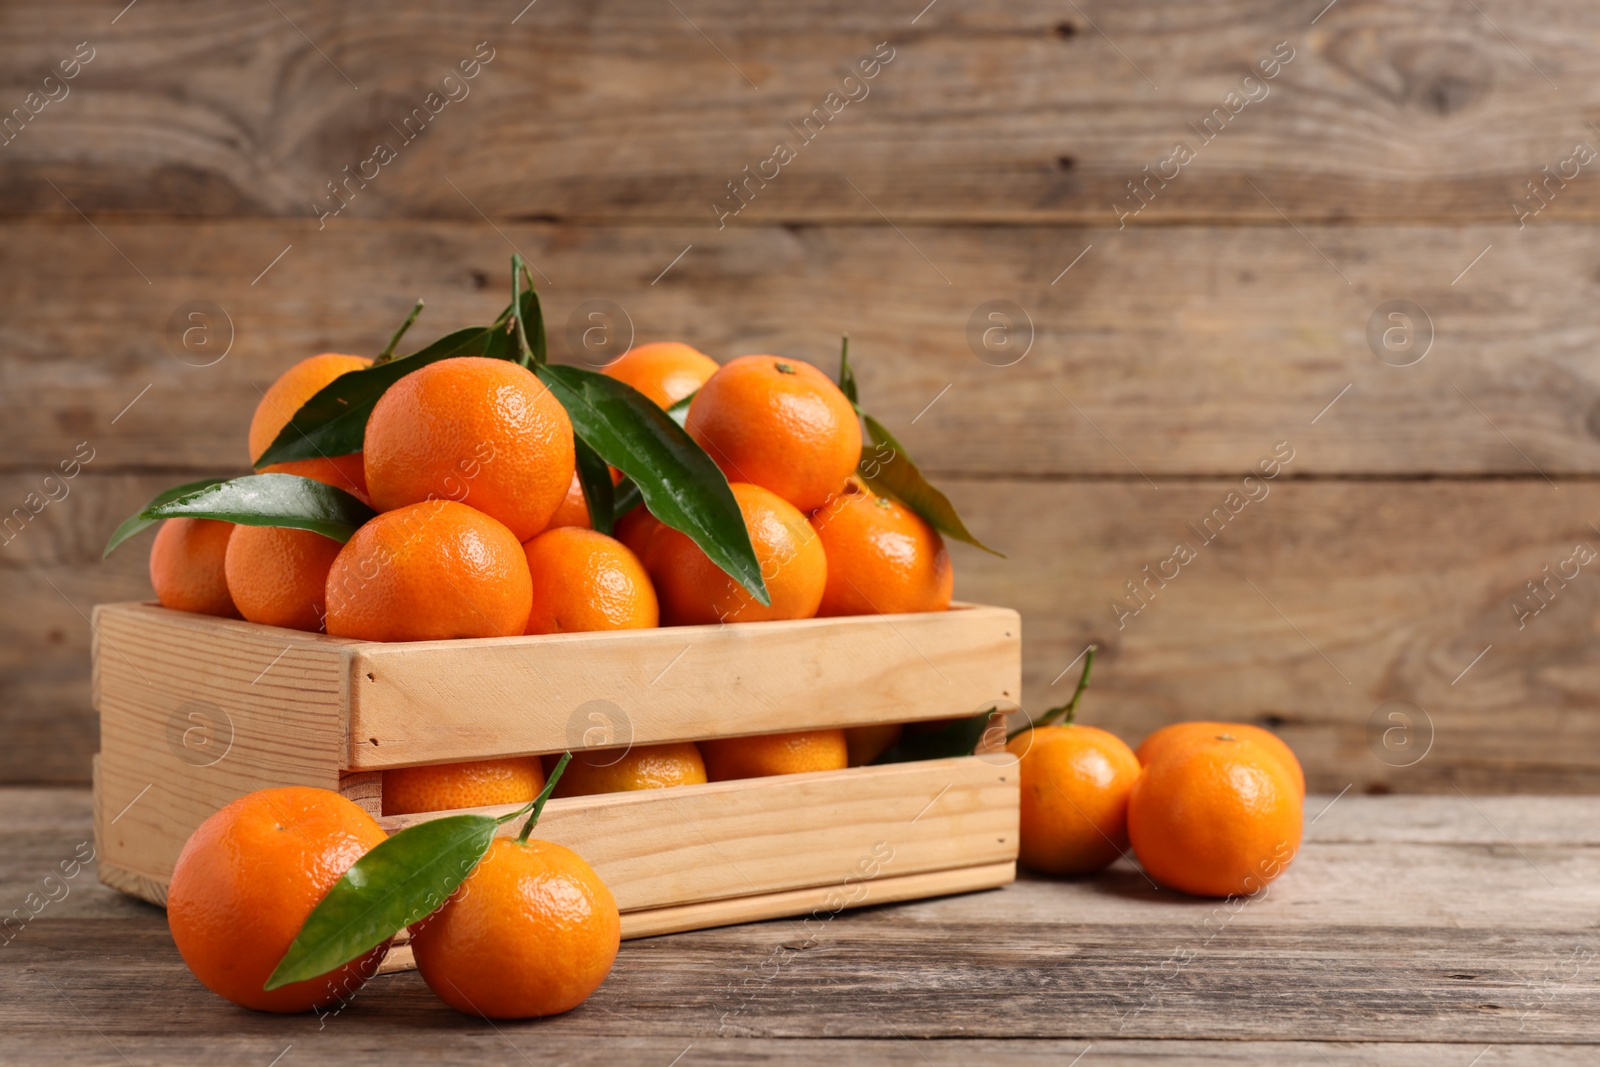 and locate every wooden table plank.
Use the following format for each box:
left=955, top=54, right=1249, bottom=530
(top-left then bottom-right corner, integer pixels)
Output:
left=2, top=1, right=1597, bottom=224
left=4, top=219, right=1600, bottom=477
left=2, top=789, right=1595, bottom=1061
